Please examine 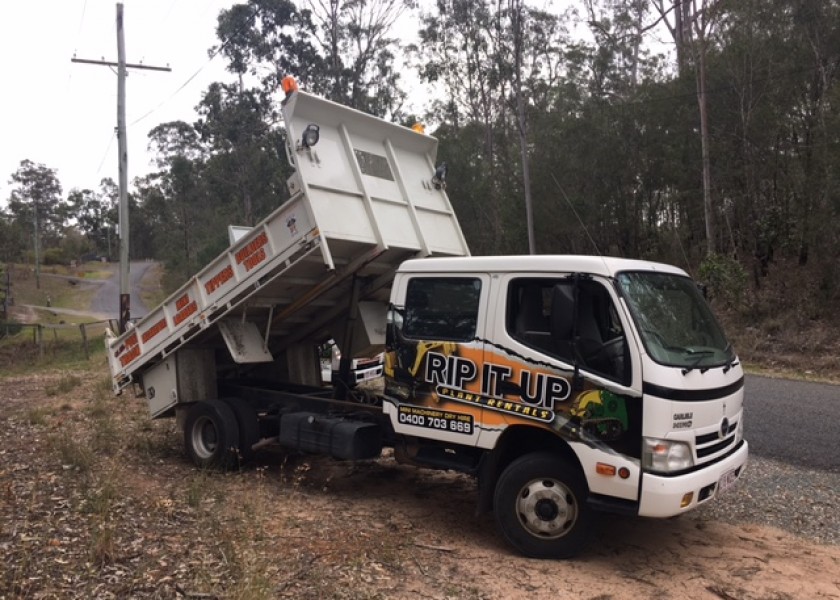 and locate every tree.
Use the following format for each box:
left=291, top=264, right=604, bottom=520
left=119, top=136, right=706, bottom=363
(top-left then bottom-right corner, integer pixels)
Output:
left=214, top=0, right=408, bottom=118
left=7, top=160, right=64, bottom=288
left=146, top=121, right=209, bottom=277
left=650, top=0, right=724, bottom=256
left=67, top=187, right=116, bottom=257
left=304, top=0, right=408, bottom=117
left=414, top=0, right=567, bottom=254
left=195, top=83, right=288, bottom=226
left=0, top=208, right=25, bottom=263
